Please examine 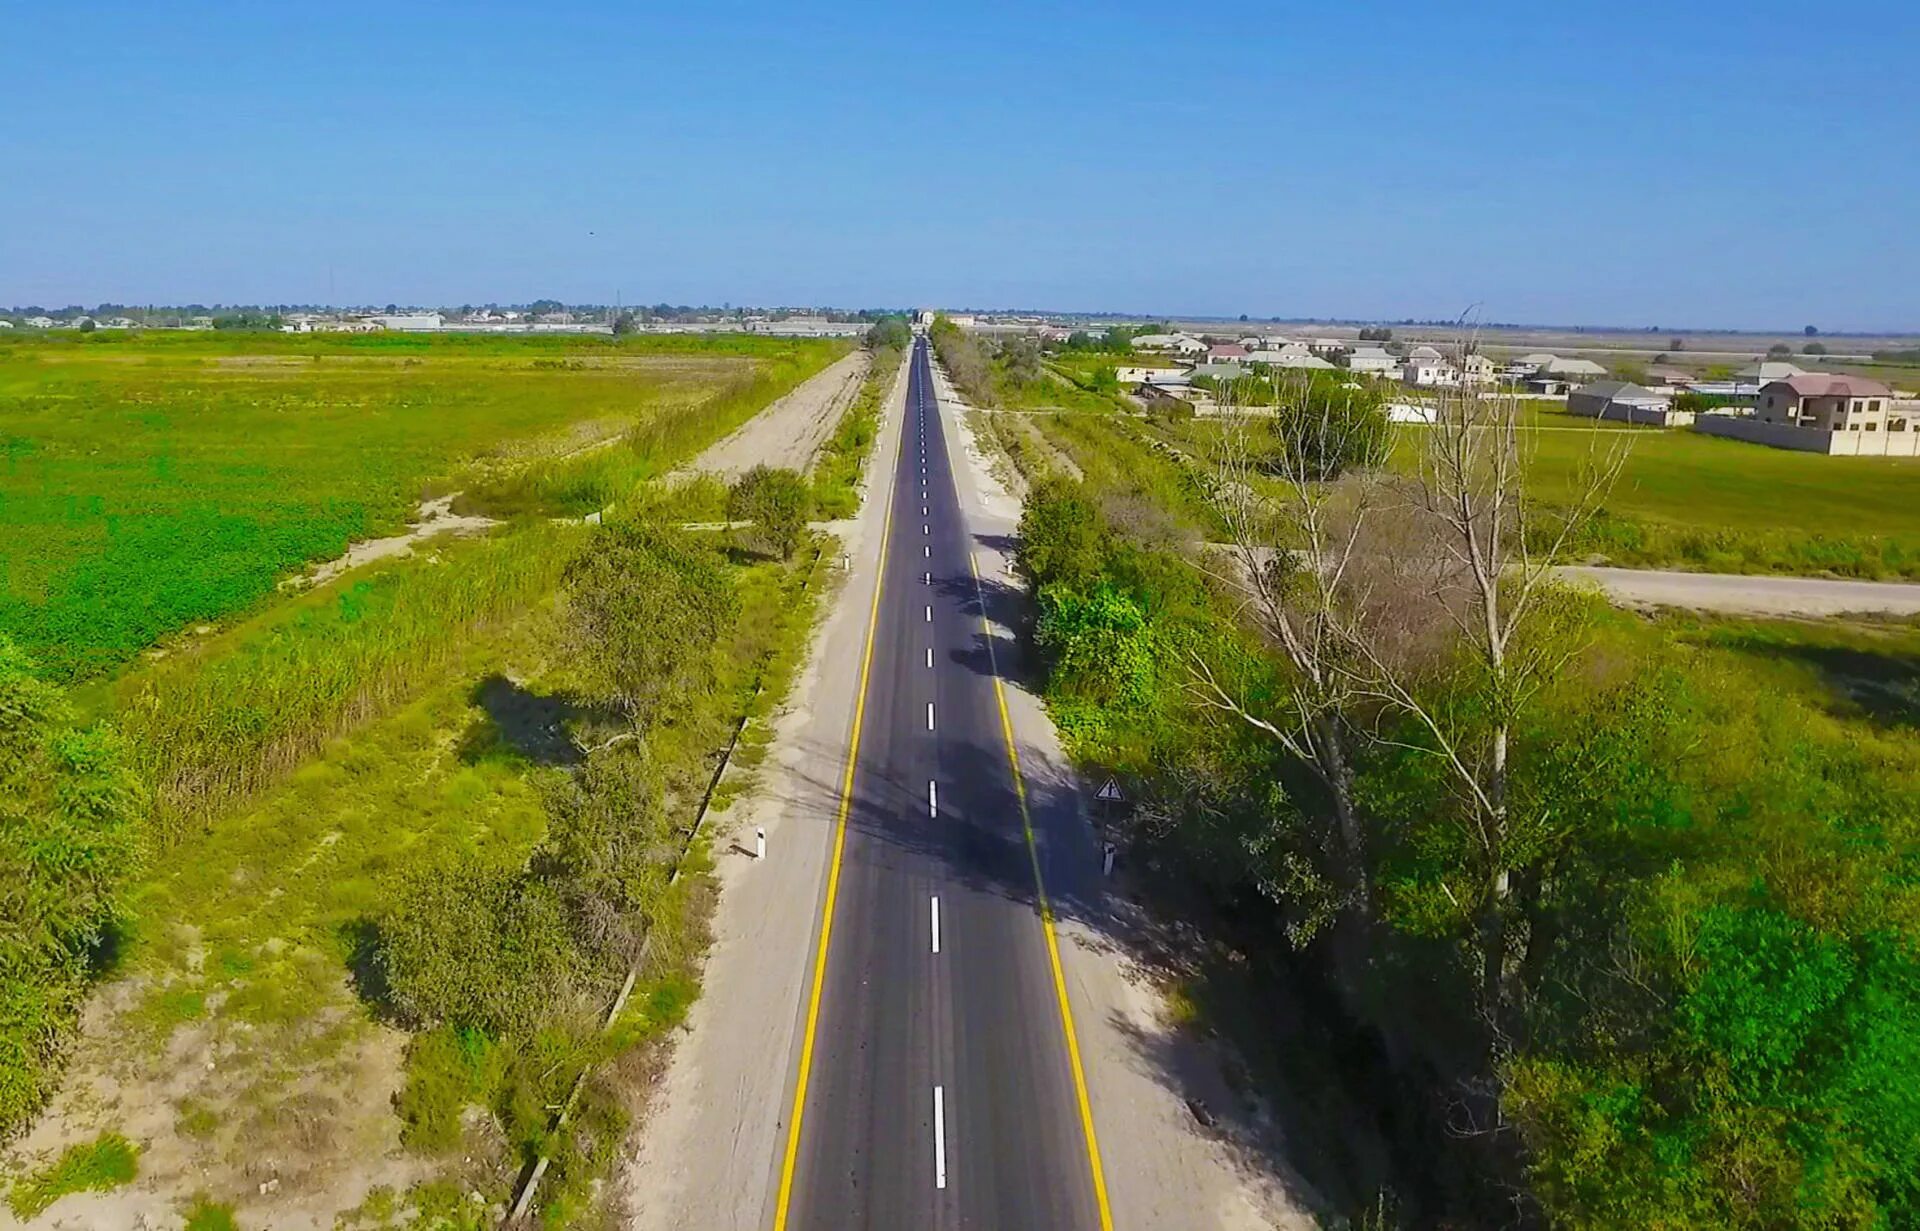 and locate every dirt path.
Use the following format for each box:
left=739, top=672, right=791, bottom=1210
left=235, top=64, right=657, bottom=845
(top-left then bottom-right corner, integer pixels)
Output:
left=684, top=349, right=870, bottom=481
left=1558, top=565, right=1920, bottom=617
left=287, top=493, right=499, bottom=590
